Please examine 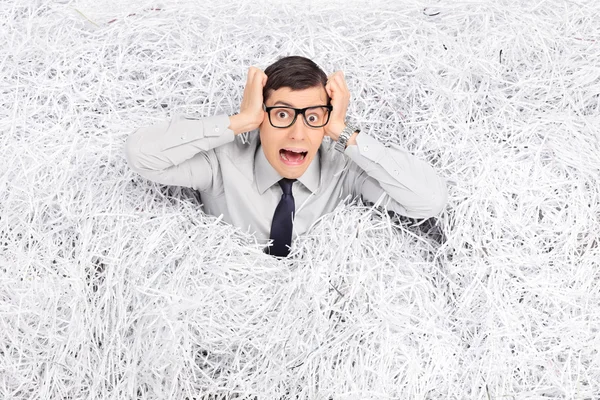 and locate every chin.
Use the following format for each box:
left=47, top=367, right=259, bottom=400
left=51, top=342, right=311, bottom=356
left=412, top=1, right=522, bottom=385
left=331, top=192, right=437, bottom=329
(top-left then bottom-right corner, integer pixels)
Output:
left=279, top=167, right=307, bottom=180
